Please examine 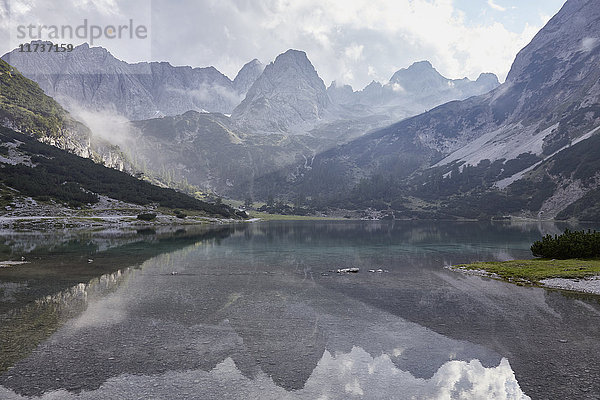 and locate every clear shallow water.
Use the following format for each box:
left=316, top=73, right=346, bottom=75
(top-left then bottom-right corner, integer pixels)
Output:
left=1, top=221, right=600, bottom=399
